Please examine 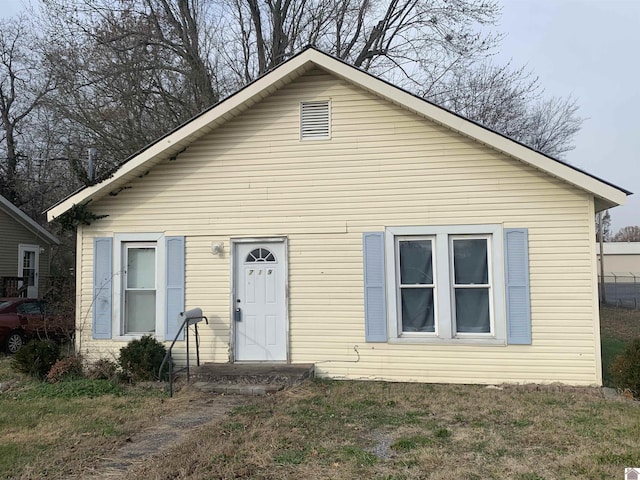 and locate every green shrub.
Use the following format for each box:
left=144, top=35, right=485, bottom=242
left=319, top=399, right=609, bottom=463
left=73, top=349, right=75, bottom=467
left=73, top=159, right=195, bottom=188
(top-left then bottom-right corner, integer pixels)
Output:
left=610, top=338, right=640, bottom=398
left=46, top=356, right=84, bottom=383
left=87, top=358, right=120, bottom=381
left=11, top=340, right=61, bottom=379
left=118, top=335, right=169, bottom=382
